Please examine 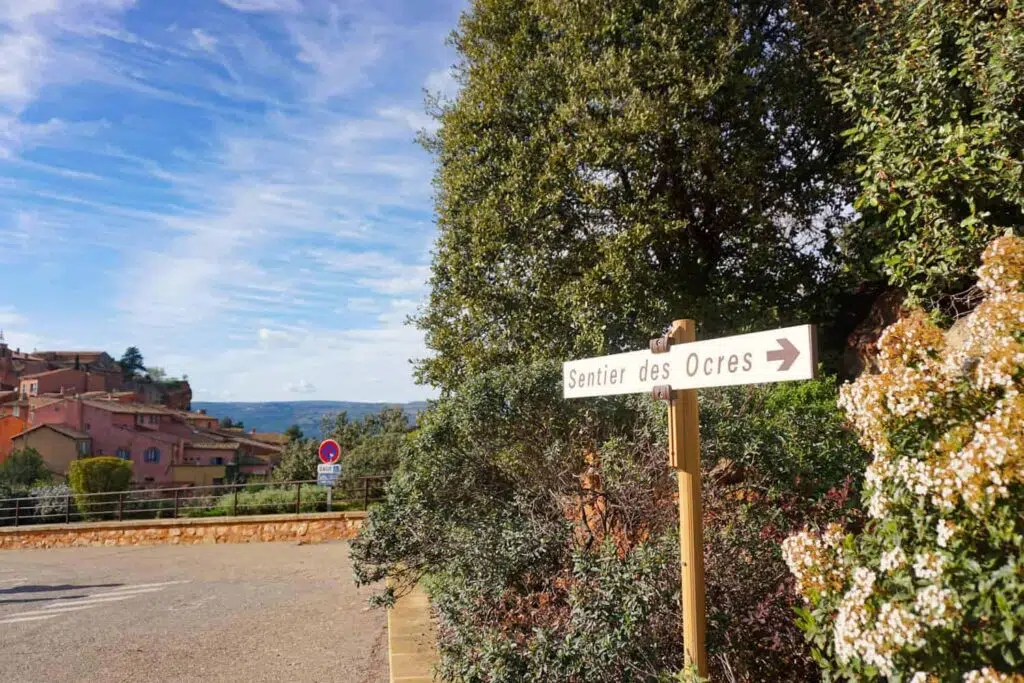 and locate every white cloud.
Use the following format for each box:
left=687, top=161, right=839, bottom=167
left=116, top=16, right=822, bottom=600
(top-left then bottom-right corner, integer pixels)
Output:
left=258, top=327, right=299, bottom=348
left=286, top=379, right=316, bottom=394
left=0, top=308, right=25, bottom=327
left=378, top=106, right=438, bottom=134
left=0, top=0, right=137, bottom=114
left=218, top=0, right=300, bottom=12
left=190, top=28, right=216, bottom=52
left=424, top=66, right=460, bottom=101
